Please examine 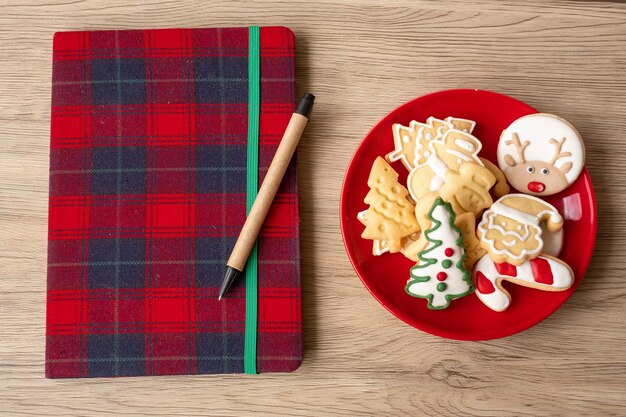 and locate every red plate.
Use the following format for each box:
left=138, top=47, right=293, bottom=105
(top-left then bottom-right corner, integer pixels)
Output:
left=340, top=89, right=597, bottom=340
